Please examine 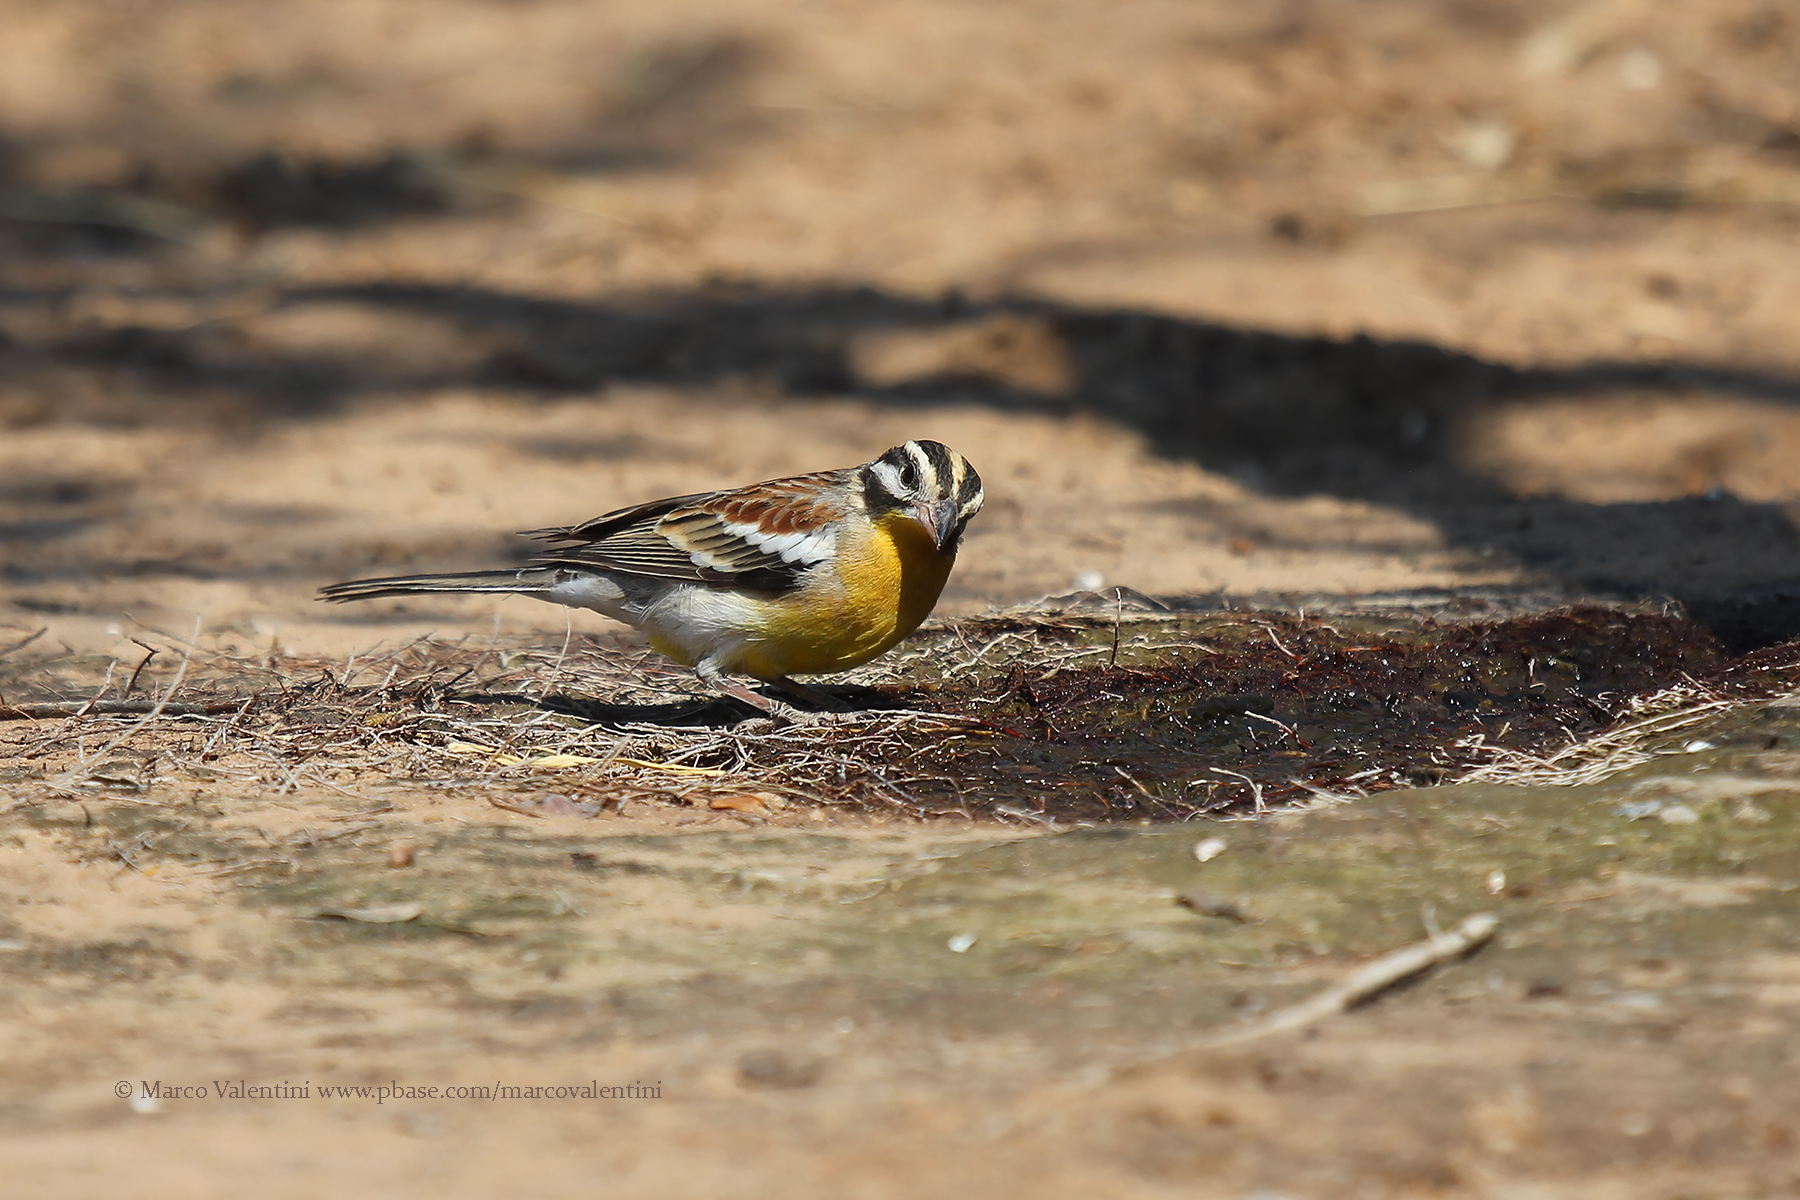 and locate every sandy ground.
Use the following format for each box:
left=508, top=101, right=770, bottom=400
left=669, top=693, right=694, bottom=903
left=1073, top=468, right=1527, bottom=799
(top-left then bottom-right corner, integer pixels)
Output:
left=4, top=0, right=1800, bottom=656
left=4, top=0, right=1800, bottom=1195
